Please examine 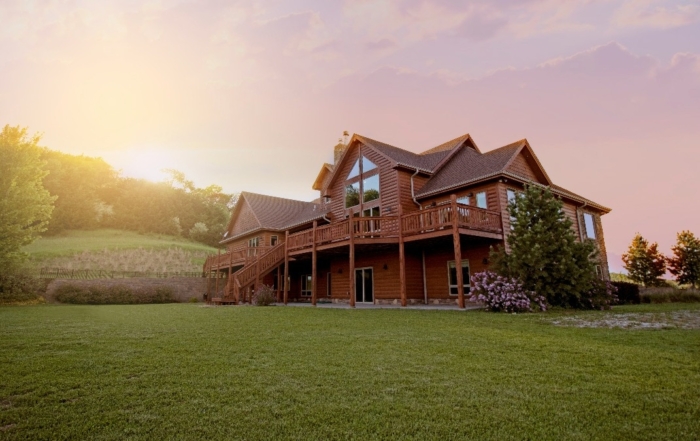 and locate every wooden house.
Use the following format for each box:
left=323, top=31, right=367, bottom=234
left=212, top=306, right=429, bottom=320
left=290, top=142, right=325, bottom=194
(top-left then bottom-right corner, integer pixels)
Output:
left=204, top=133, right=611, bottom=307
